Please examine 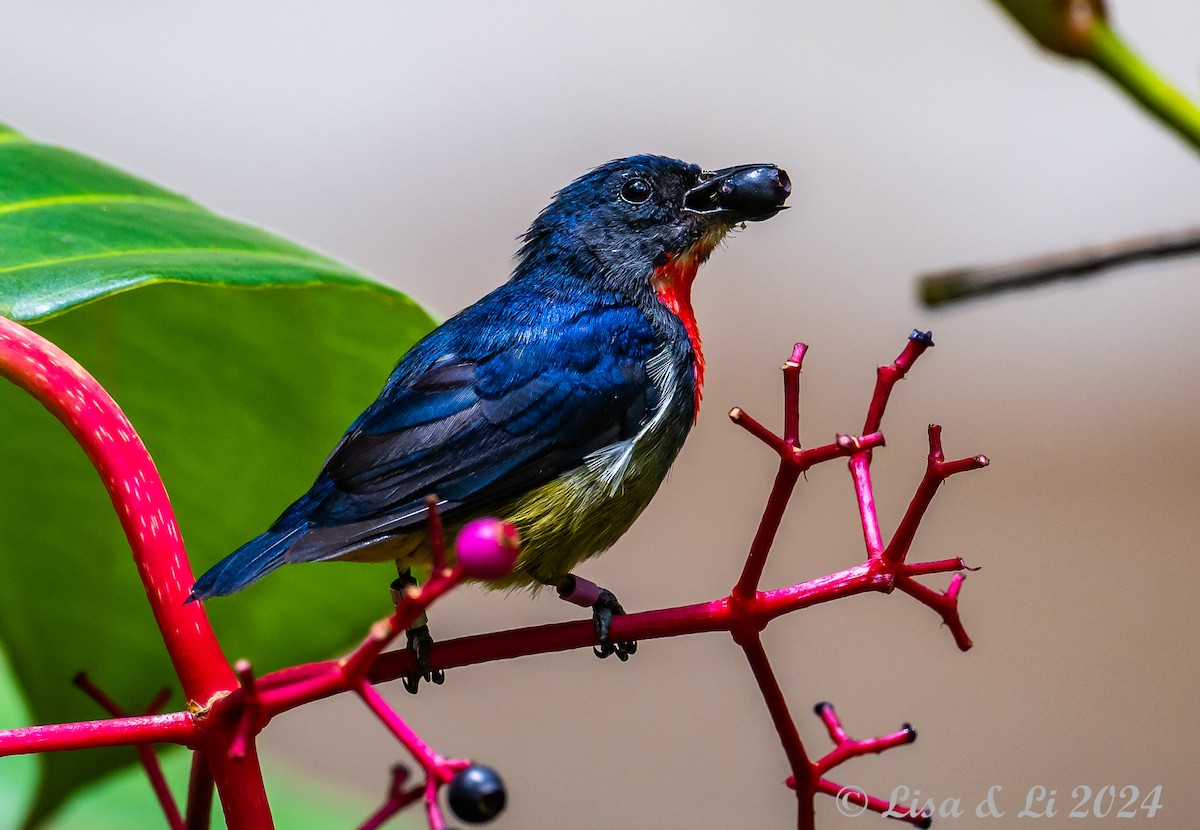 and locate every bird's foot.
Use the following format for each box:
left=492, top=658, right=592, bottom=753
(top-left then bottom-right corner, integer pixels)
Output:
left=391, top=569, right=445, bottom=694
left=402, top=623, right=444, bottom=694
left=592, top=589, right=637, bottom=661
left=553, top=575, right=638, bottom=662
